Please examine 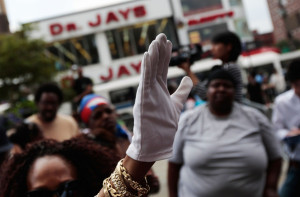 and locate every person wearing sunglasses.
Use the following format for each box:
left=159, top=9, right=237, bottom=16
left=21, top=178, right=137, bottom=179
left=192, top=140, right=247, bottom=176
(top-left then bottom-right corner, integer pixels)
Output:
left=0, top=137, right=119, bottom=197
left=0, top=34, right=192, bottom=197
left=26, top=180, right=80, bottom=197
